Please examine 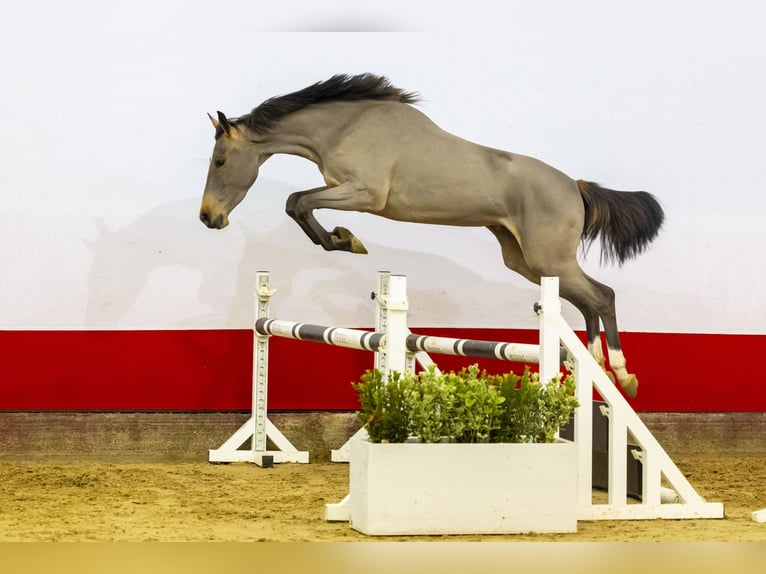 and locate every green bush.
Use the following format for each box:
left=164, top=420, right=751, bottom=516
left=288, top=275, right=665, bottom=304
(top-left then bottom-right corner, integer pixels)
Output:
left=352, top=369, right=411, bottom=443
left=352, top=364, right=578, bottom=444
left=492, top=366, right=578, bottom=443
